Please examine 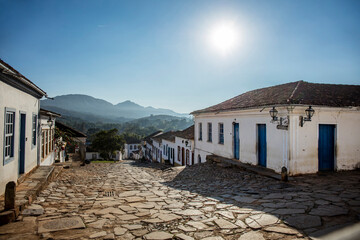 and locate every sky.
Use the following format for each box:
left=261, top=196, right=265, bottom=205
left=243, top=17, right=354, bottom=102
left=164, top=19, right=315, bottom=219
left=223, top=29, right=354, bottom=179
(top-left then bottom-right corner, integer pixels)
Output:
left=0, top=0, right=359, bottom=114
